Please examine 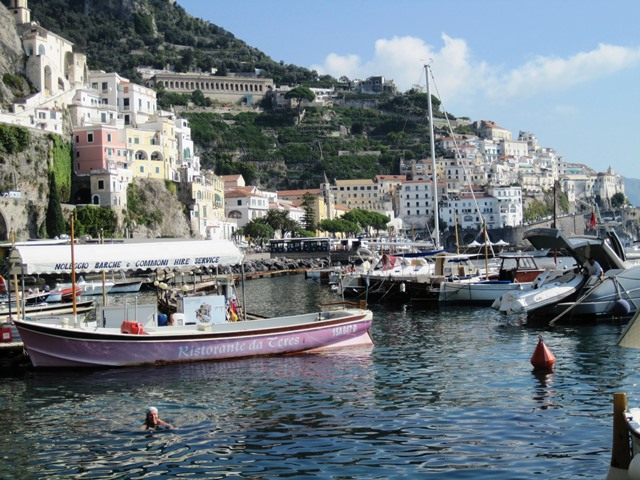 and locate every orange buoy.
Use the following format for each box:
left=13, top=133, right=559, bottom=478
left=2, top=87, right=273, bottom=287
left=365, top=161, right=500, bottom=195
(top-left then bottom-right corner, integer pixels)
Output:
left=530, top=335, right=556, bottom=371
